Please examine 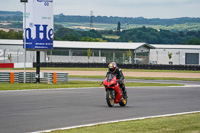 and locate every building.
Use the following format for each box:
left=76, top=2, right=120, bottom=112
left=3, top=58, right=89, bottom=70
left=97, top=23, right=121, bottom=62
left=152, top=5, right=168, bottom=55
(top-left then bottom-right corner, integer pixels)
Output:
left=1, top=39, right=200, bottom=66
left=0, top=39, right=153, bottom=65
left=150, top=44, right=200, bottom=65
